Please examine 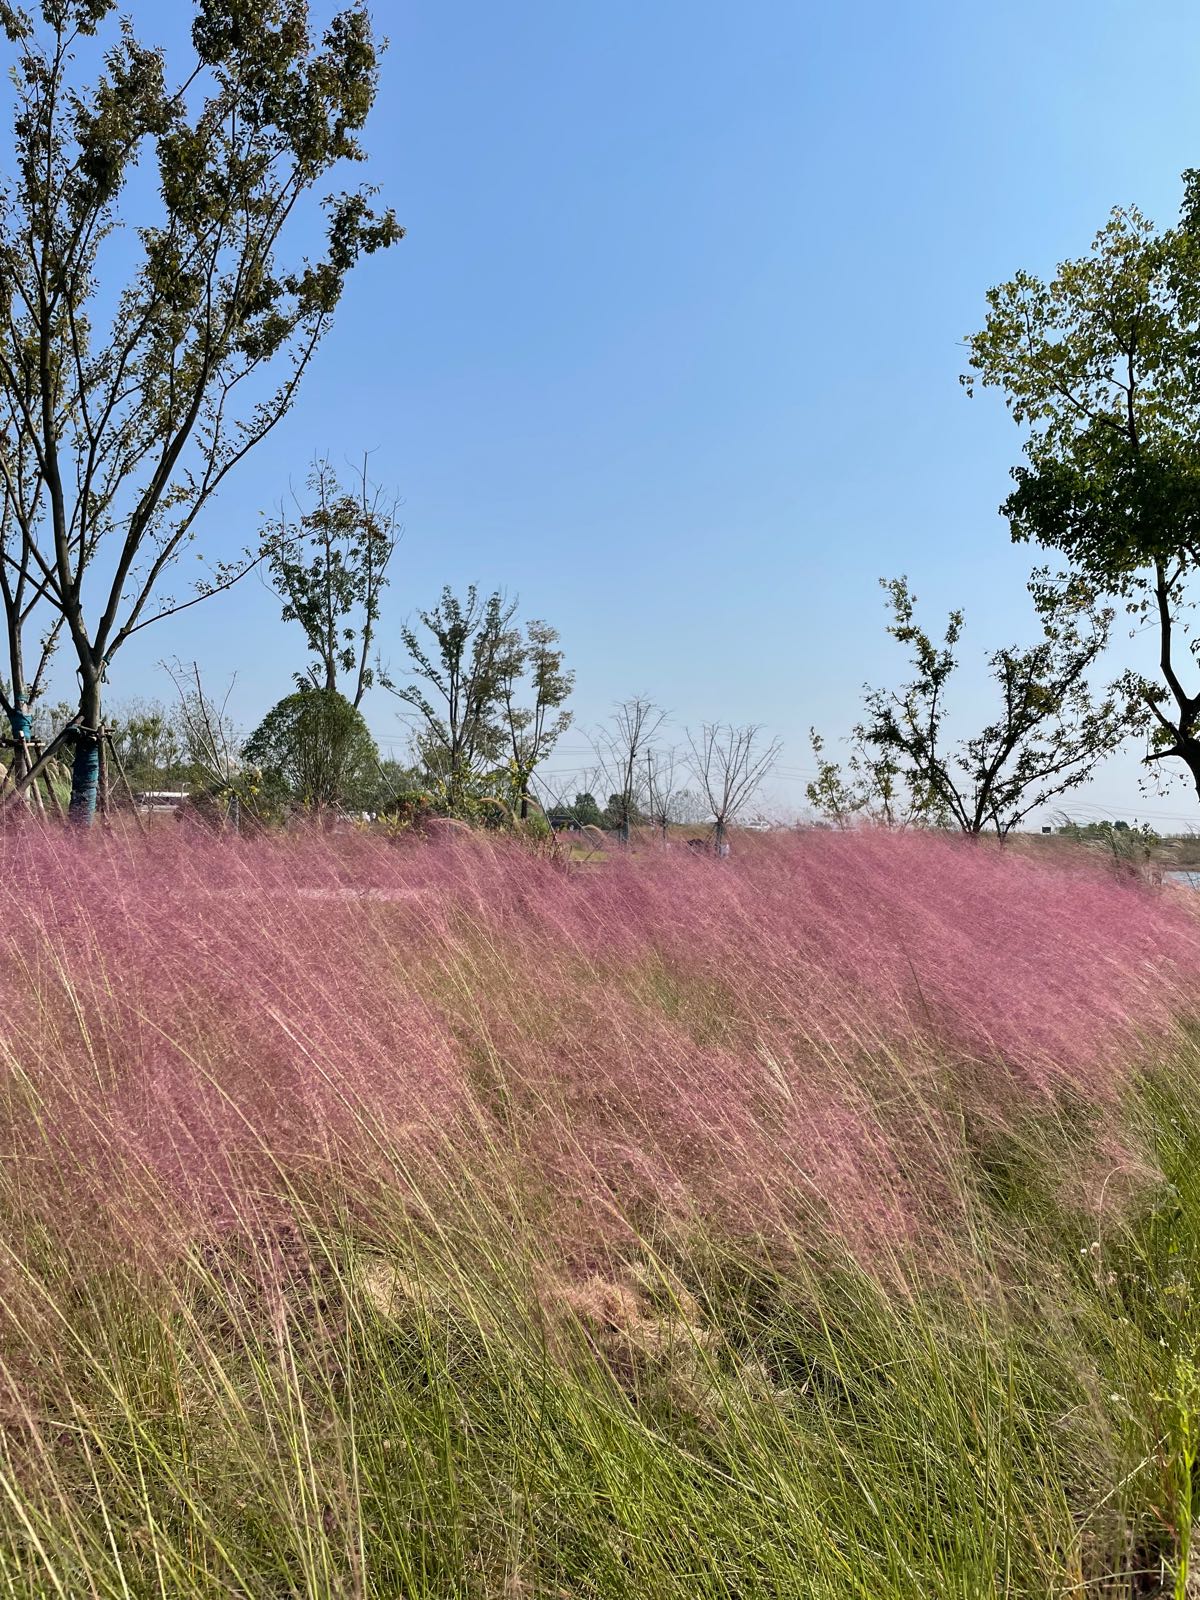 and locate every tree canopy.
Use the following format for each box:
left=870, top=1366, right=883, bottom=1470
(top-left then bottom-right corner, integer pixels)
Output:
left=266, top=455, right=399, bottom=708
left=0, top=0, right=400, bottom=819
left=242, top=686, right=379, bottom=815
left=966, top=183, right=1200, bottom=798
